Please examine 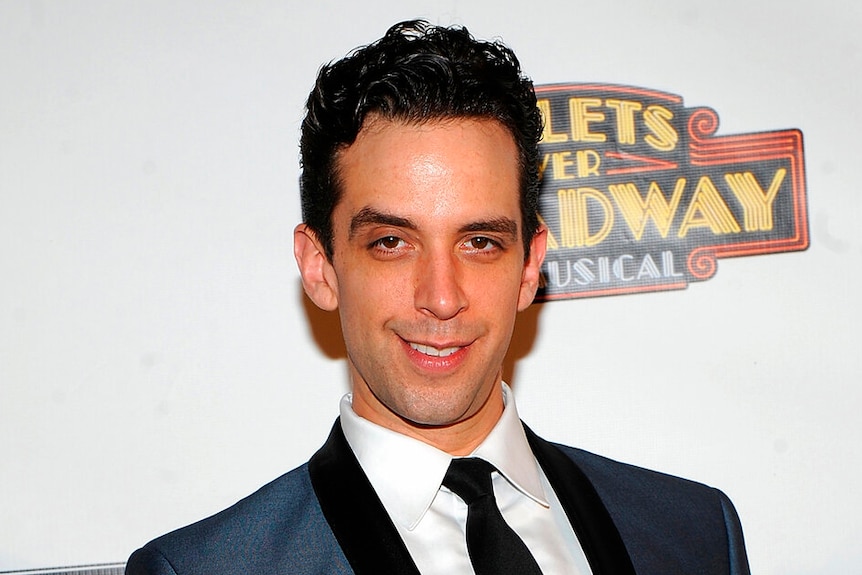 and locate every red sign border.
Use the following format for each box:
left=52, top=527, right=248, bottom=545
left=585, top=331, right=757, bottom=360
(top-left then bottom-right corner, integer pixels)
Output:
left=533, top=83, right=809, bottom=299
